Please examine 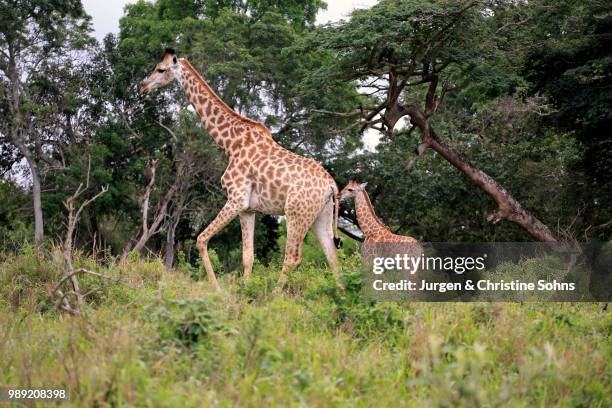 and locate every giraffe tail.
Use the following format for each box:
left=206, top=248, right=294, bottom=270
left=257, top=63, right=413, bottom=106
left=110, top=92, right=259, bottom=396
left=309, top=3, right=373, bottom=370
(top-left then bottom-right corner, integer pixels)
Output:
left=332, top=188, right=342, bottom=249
